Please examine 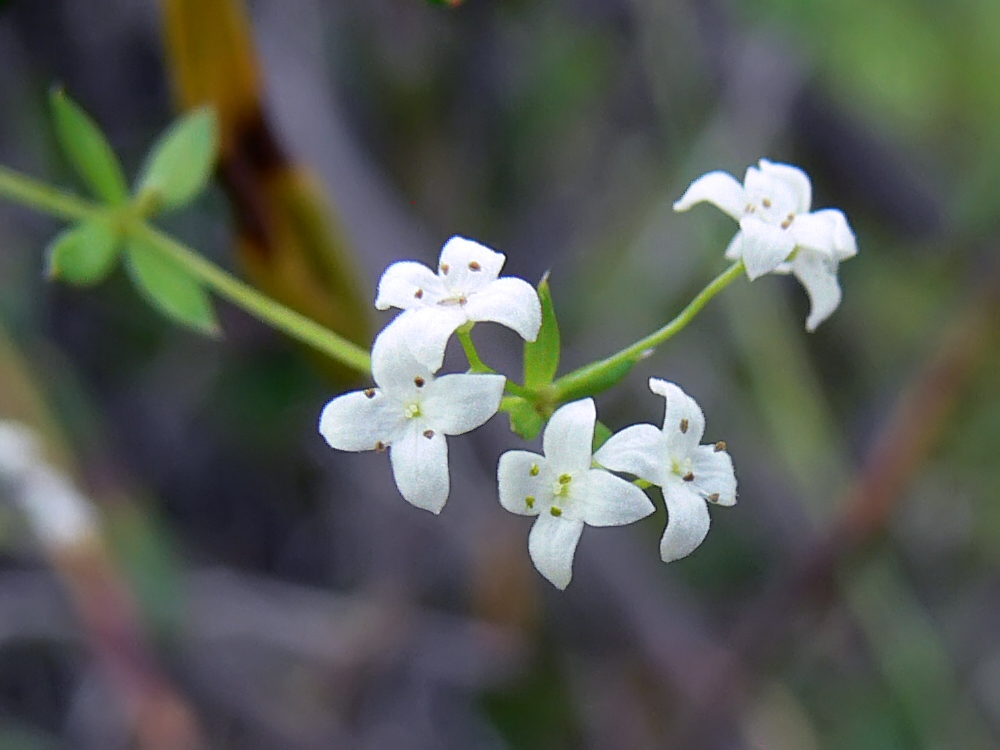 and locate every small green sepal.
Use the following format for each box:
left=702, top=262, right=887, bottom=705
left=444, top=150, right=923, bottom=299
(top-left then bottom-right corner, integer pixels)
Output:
left=125, top=238, right=221, bottom=336
left=502, top=396, right=546, bottom=441
left=49, top=88, right=130, bottom=205
left=135, top=107, right=219, bottom=214
left=523, top=273, right=560, bottom=389
left=46, top=220, right=122, bottom=286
